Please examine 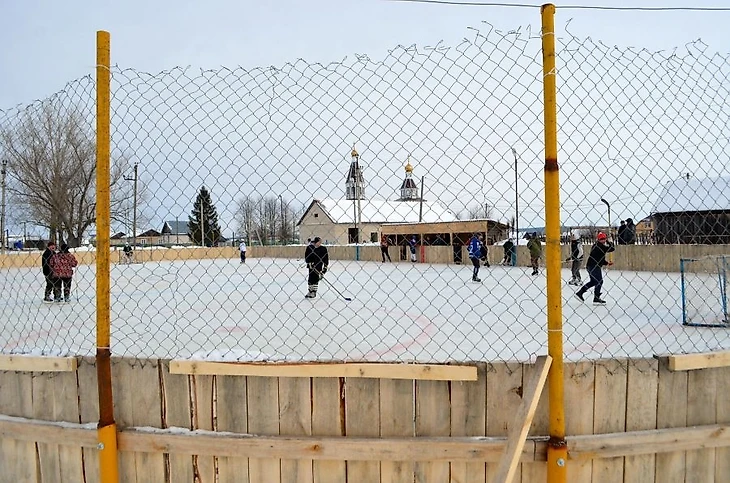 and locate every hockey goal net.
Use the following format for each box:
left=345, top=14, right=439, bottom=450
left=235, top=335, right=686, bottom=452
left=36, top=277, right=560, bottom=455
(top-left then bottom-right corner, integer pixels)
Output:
left=680, top=255, right=729, bottom=327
